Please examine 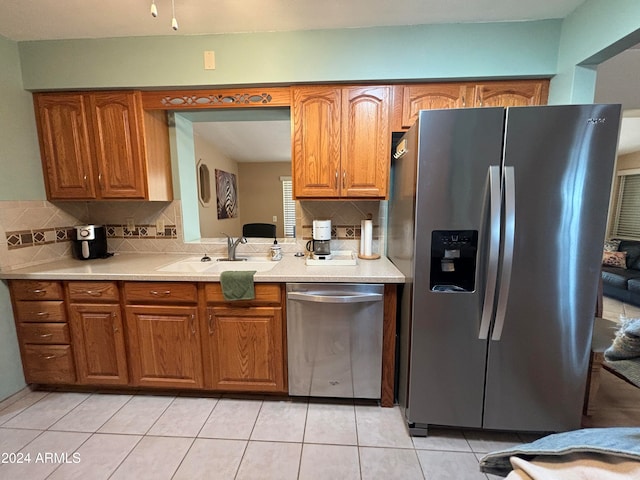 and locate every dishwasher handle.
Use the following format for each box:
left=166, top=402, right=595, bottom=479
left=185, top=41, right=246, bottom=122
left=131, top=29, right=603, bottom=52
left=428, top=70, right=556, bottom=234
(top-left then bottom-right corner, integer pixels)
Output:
left=287, top=291, right=383, bottom=304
